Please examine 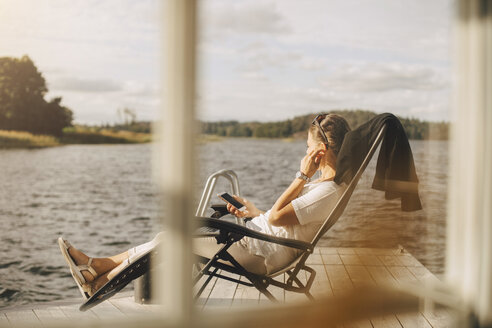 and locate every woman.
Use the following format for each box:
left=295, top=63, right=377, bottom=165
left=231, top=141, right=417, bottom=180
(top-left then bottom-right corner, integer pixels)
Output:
left=59, top=113, right=351, bottom=298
